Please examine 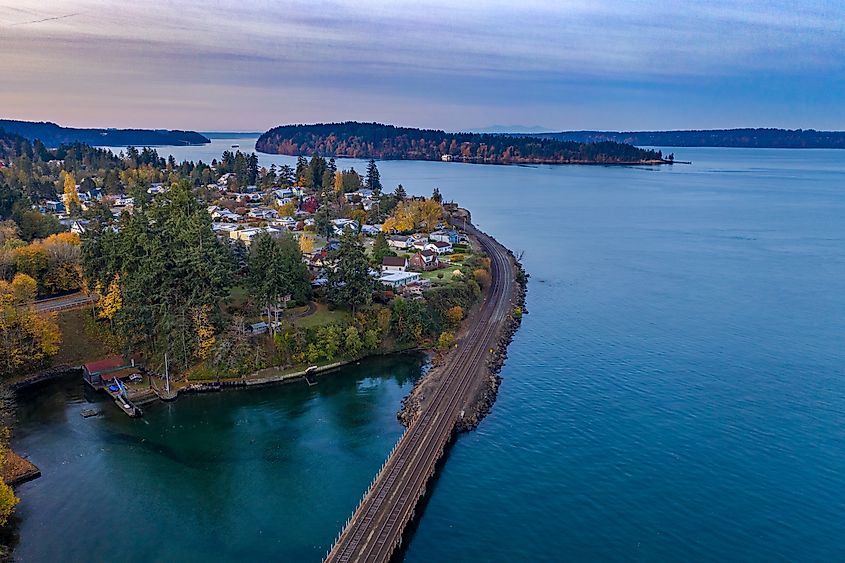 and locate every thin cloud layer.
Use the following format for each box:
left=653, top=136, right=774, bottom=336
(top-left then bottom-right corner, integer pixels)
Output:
left=1, top=0, right=843, bottom=130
